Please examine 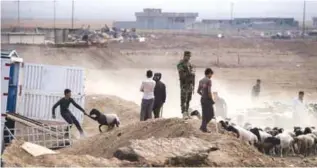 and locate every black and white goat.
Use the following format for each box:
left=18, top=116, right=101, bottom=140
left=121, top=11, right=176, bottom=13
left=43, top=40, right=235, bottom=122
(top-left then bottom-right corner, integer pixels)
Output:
left=88, top=109, right=120, bottom=132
